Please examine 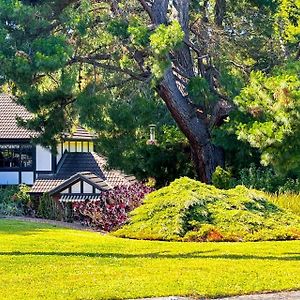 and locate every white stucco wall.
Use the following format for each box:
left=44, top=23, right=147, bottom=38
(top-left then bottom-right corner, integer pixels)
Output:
left=71, top=181, right=81, bottom=193
left=83, top=181, right=93, bottom=193
left=36, top=145, right=52, bottom=171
